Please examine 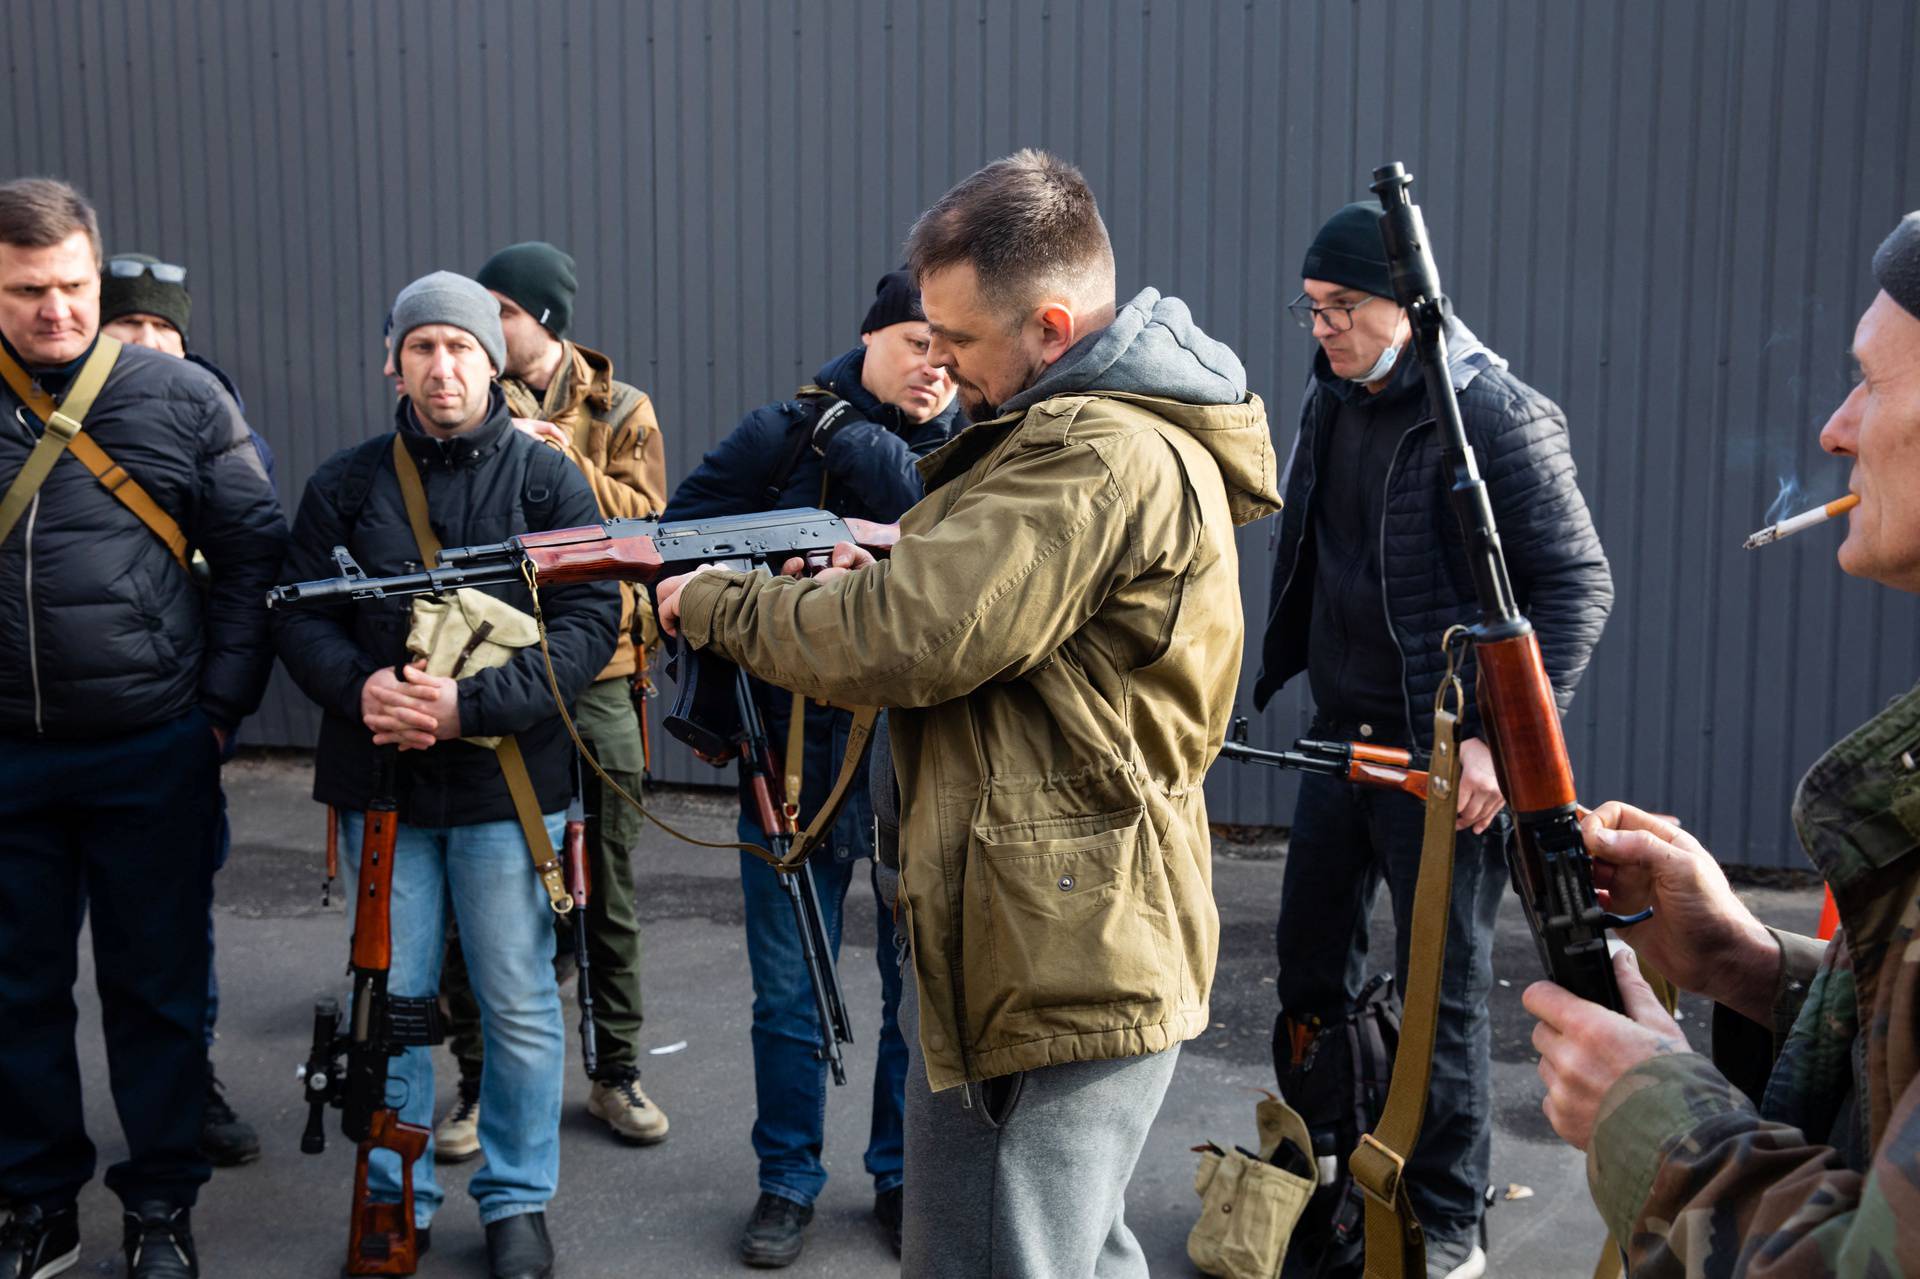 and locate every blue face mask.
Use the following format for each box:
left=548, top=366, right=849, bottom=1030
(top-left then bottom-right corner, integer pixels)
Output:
left=1349, top=341, right=1402, bottom=387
